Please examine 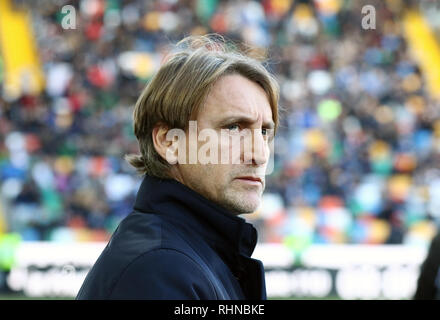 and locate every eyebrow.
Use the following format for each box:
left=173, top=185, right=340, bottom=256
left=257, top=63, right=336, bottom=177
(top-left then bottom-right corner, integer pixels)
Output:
left=217, top=115, right=275, bottom=129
